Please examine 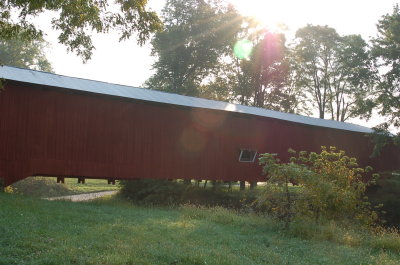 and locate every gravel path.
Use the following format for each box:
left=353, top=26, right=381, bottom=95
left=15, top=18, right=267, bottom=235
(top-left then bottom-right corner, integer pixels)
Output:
left=45, top=190, right=118, bottom=202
